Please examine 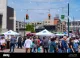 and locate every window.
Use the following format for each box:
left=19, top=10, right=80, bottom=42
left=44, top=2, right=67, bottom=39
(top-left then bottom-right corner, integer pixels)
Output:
left=45, top=21, right=47, bottom=23
left=48, top=21, right=50, bottom=23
